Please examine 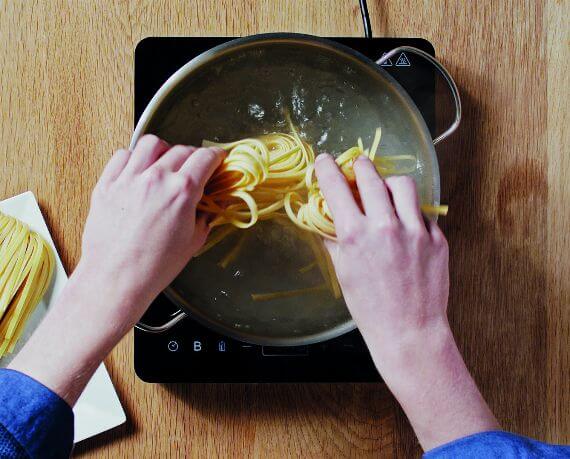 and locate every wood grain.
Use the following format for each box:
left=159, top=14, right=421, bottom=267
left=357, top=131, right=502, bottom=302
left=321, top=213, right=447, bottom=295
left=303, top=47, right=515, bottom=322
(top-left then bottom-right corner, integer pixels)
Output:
left=366, top=0, right=570, bottom=456
left=0, top=0, right=567, bottom=457
left=546, top=0, right=570, bottom=447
